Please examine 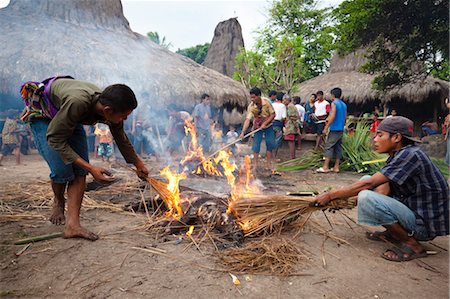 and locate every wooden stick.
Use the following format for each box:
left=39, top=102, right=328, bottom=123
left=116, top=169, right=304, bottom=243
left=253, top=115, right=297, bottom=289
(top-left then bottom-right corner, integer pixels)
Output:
left=14, top=232, right=63, bottom=245
left=196, top=127, right=262, bottom=167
